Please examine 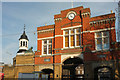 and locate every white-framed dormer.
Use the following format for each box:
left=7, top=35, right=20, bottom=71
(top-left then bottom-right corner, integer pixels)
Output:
left=95, top=31, right=110, bottom=51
